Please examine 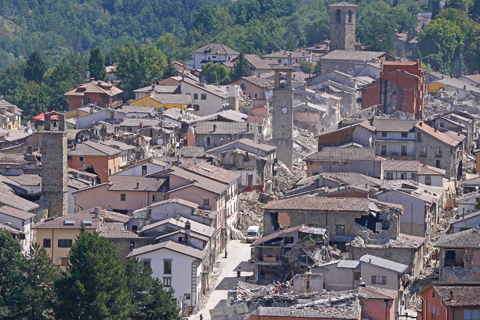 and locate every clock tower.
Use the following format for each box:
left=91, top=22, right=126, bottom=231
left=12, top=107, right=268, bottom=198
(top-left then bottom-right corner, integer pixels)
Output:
left=270, top=66, right=294, bottom=170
